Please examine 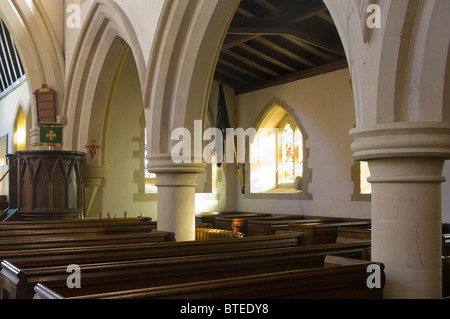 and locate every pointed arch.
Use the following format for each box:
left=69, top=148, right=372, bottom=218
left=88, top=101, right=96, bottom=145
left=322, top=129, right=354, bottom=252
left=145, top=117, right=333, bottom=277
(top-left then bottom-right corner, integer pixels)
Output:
left=144, top=0, right=240, bottom=159
left=0, top=0, right=64, bottom=127
left=248, top=97, right=312, bottom=199
left=64, top=1, right=145, bottom=151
